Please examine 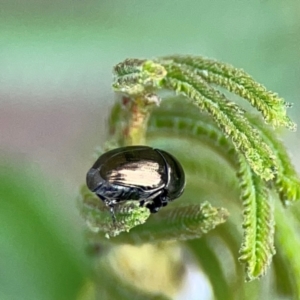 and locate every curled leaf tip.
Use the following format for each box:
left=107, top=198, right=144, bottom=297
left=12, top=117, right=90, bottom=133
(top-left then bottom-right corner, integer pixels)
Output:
left=113, top=59, right=167, bottom=96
